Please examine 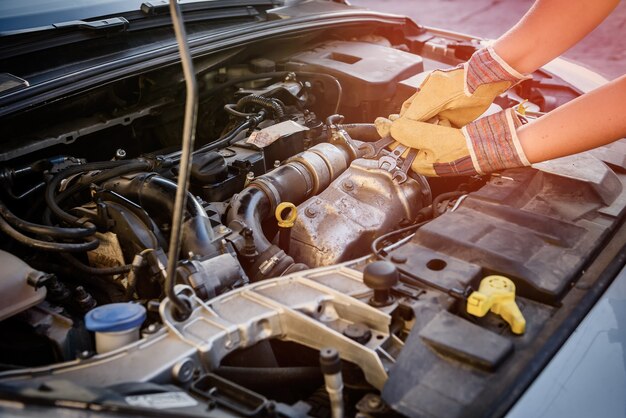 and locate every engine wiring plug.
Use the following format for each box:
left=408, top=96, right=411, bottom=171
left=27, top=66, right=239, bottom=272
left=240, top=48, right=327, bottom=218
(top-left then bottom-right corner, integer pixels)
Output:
left=466, top=275, right=526, bottom=335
